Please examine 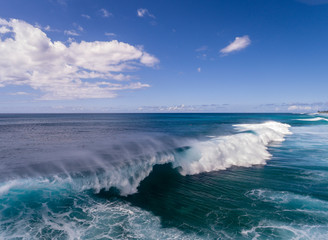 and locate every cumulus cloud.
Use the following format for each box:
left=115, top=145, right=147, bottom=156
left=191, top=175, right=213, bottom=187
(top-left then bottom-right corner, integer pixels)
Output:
left=0, top=18, right=159, bottom=100
left=137, top=8, right=155, bottom=18
left=220, top=35, right=251, bottom=55
left=0, top=26, right=11, bottom=34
